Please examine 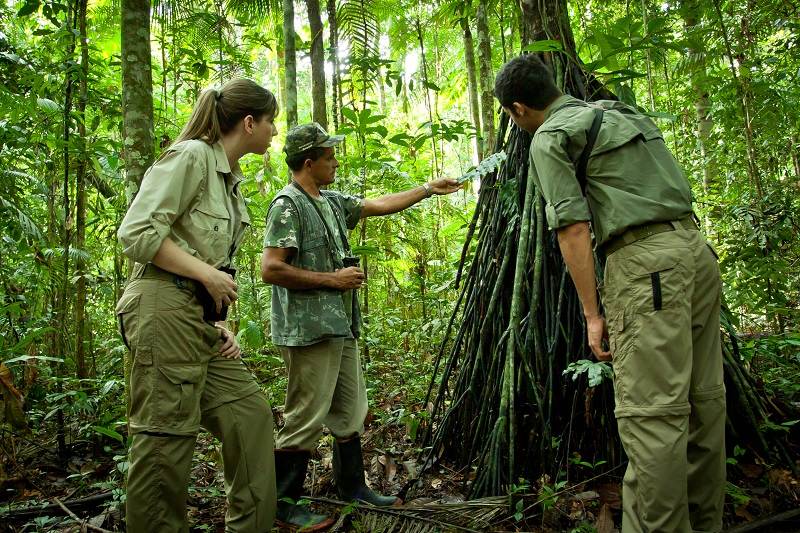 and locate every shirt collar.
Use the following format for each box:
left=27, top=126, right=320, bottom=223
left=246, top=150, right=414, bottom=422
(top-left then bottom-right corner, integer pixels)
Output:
left=212, top=141, right=243, bottom=185
left=543, top=94, right=578, bottom=122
